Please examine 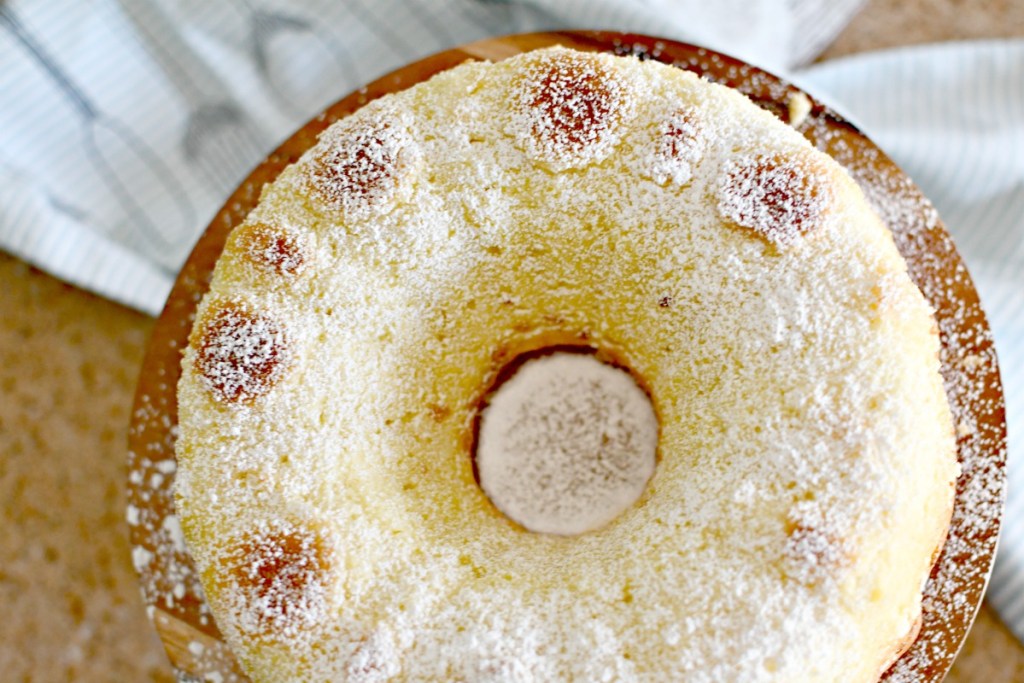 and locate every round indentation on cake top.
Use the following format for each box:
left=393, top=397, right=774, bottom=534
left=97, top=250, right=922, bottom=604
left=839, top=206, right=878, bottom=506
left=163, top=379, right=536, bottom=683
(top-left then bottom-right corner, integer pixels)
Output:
left=346, top=629, right=400, bottom=680
left=783, top=502, right=848, bottom=586
left=648, top=105, right=705, bottom=185
left=474, top=350, right=658, bottom=536
left=222, top=520, right=335, bottom=638
left=511, top=50, right=637, bottom=168
left=307, top=113, right=416, bottom=218
left=195, top=302, right=290, bottom=404
left=718, top=152, right=834, bottom=244
left=234, top=222, right=311, bottom=277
